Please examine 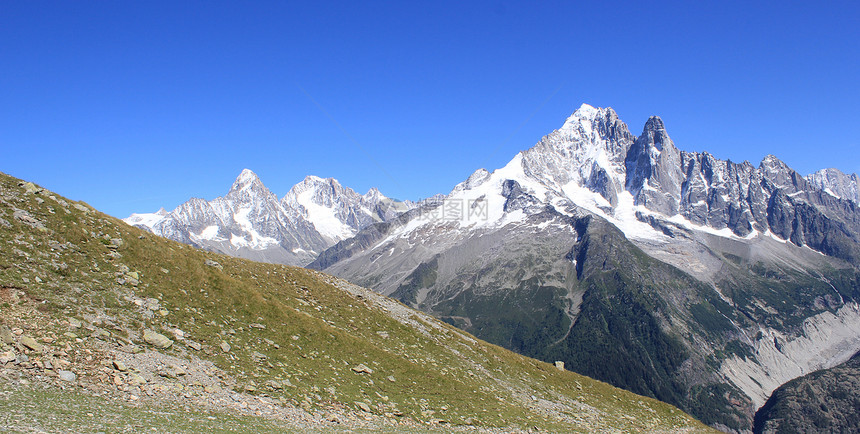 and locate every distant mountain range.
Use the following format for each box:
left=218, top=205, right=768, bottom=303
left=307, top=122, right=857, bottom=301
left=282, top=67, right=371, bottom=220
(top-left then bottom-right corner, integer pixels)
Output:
left=125, top=170, right=414, bottom=266
left=127, top=104, right=860, bottom=432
